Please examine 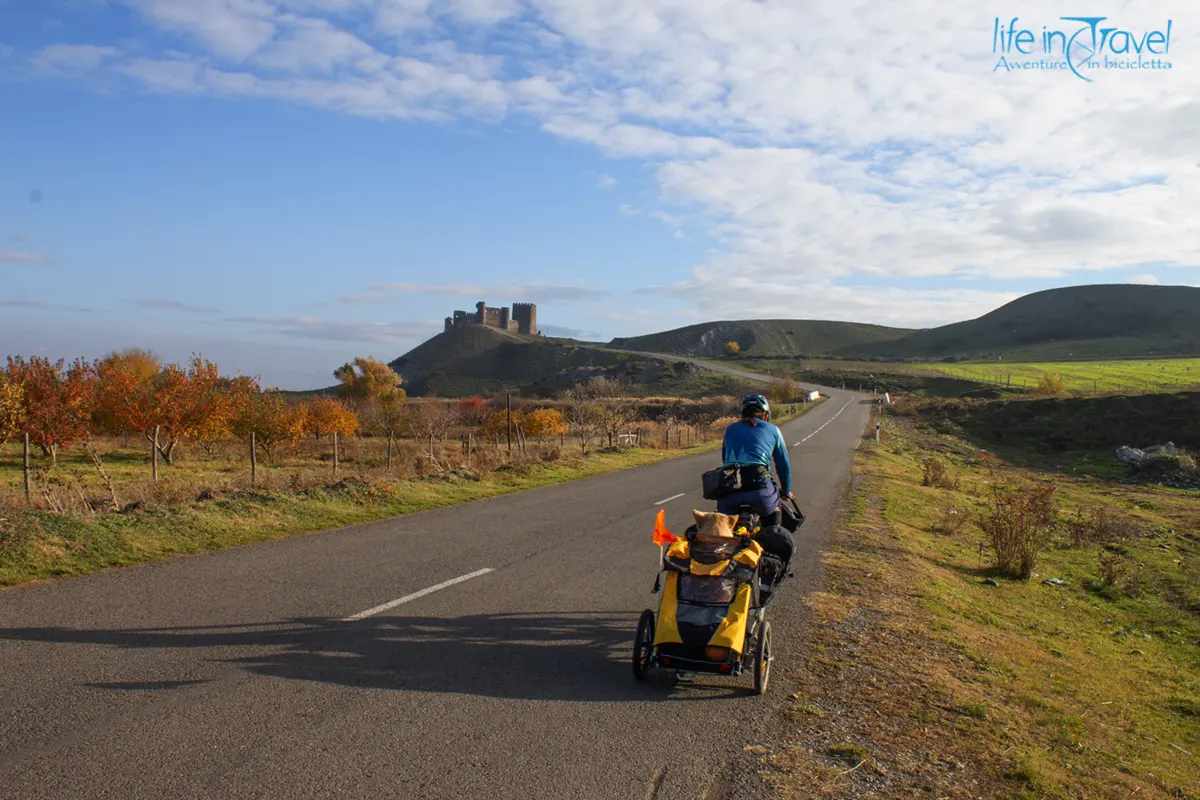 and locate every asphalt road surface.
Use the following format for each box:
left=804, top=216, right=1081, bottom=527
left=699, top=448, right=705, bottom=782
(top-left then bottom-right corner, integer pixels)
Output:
left=0, top=387, right=871, bottom=800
